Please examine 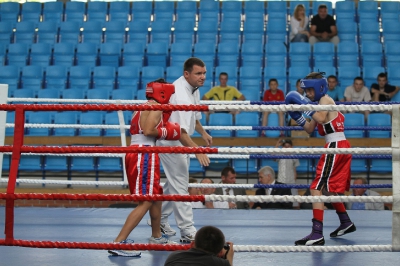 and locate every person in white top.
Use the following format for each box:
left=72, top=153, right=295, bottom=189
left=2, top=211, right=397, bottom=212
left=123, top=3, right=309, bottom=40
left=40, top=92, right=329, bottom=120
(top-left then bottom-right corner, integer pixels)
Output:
left=290, top=4, right=310, bottom=42
left=156, top=57, right=212, bottom=243
left=344, top=77, right=371, bottom=121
